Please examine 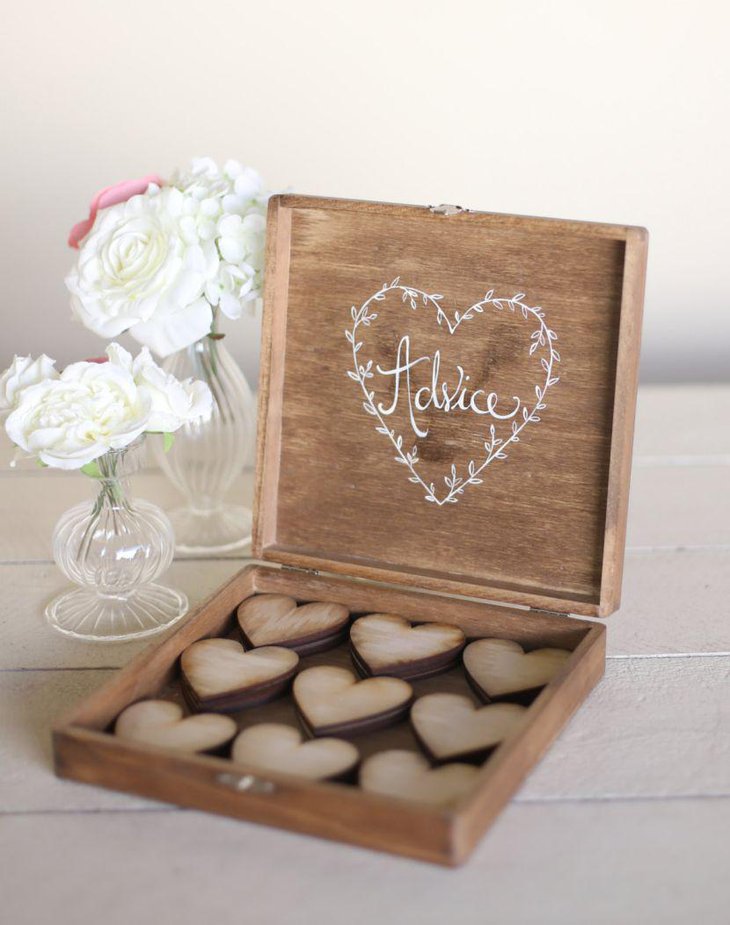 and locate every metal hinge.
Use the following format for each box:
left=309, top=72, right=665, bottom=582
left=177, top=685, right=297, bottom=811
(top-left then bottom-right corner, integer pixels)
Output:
left=281, top=565, right=320, bottom=577
left=429, top=203, right=468, bottom=216
left=530, top=606, right=568, bottom=617
left=216, top=772, right=277, bottom=795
